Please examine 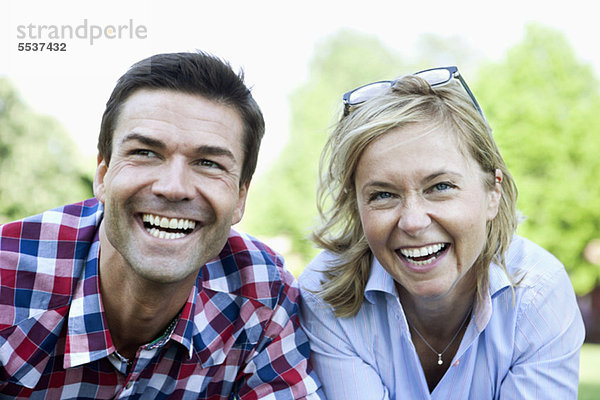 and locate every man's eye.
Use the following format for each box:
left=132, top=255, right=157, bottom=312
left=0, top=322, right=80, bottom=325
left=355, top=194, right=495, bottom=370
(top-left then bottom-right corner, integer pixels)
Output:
left=198, top=159, right=222, bottom=169
left=131, top=149, right=157, bottom=158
